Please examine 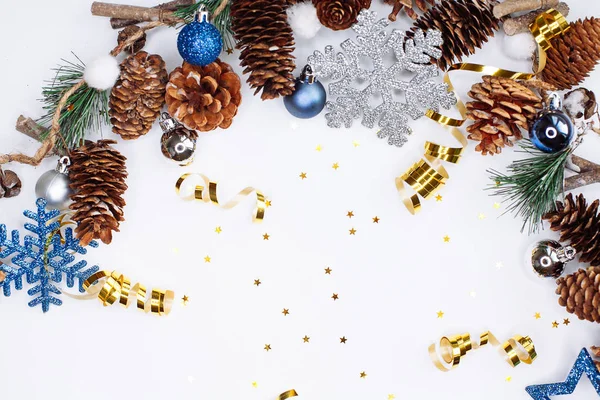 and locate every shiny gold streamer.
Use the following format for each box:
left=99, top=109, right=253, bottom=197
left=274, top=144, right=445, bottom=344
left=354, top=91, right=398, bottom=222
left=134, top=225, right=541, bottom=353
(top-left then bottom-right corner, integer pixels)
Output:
left=82, top=270, right=174, bottom=316
left=429, top=332, right=537, bottom=372
left=396, top=9, right=569, bottom=214
left=175, top=173, right=266, bottom=223
left=278, top=389, right=298, bottom=399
